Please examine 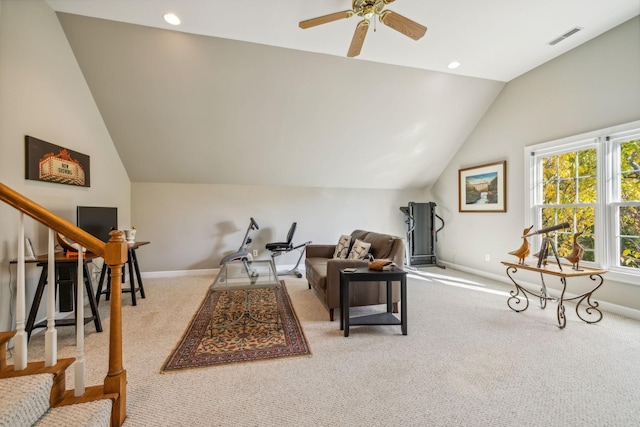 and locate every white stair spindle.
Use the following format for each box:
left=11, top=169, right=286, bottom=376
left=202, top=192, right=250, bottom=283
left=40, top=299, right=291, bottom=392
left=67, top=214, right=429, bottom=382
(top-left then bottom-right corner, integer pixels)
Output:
left=14, top=213, right=28, bottom=370
left=74, top=246, right=86, bottom=396
left=44, top=228, right=57, bottom=367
